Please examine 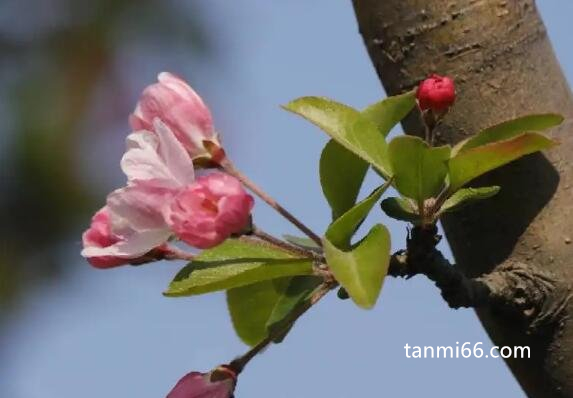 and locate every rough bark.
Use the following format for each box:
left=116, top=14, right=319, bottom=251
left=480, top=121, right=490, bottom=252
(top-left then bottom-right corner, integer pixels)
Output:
left=351, top=1, right=573, bottom=397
